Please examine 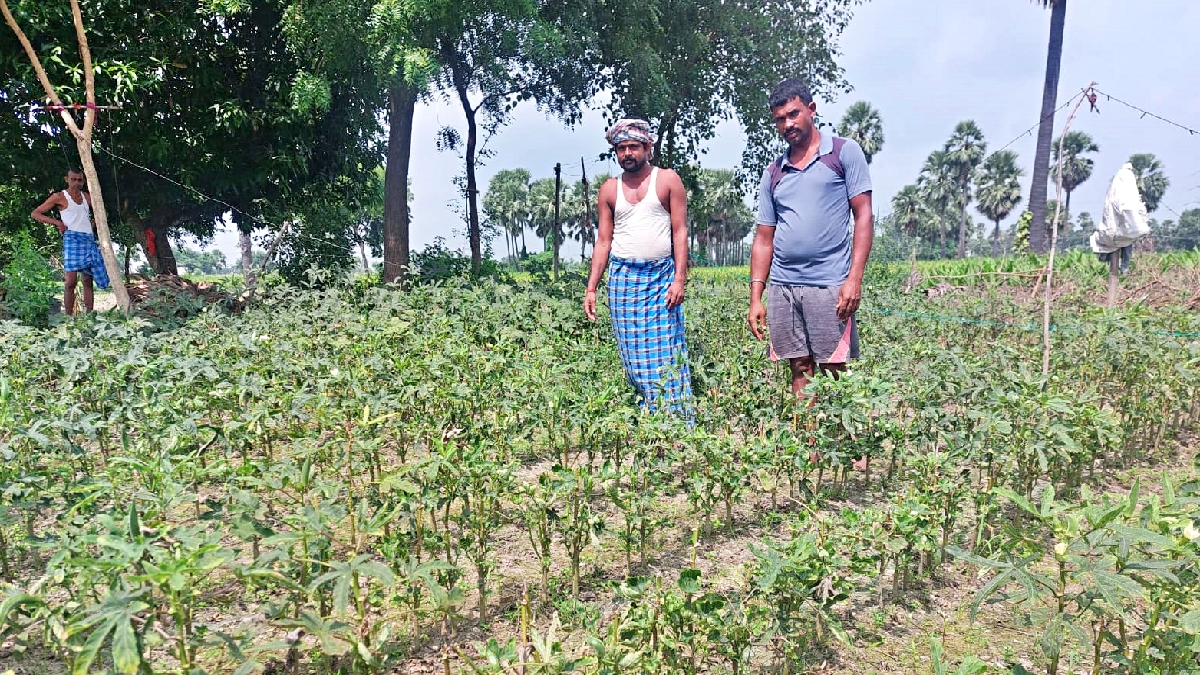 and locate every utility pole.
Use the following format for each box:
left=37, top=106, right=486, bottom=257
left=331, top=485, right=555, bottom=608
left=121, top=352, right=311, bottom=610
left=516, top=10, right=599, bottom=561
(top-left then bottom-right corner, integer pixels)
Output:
left=580, top=157, right=591, bottom=262
left=553, top=162, right=561, bottom=281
